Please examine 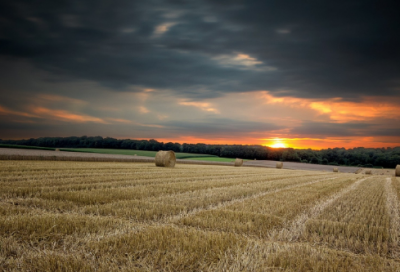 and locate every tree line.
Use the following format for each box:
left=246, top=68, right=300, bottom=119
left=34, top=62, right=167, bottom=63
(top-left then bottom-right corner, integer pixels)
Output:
left=1, top=136, right=399, bottom=168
